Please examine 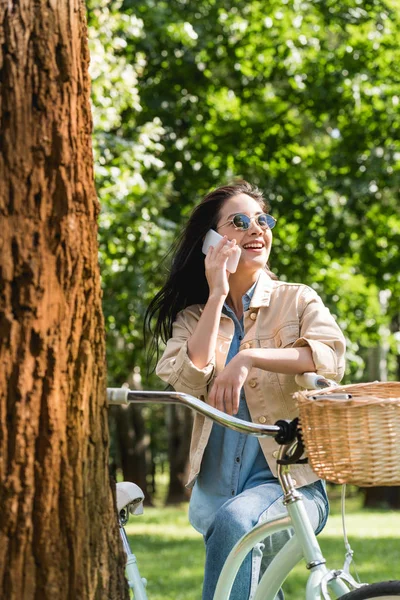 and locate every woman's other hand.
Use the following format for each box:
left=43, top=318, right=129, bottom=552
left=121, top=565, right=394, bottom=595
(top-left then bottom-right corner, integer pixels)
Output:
left=207, top=353, right=253, bottom=416
left=205, top=237, right=238, bottom=299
